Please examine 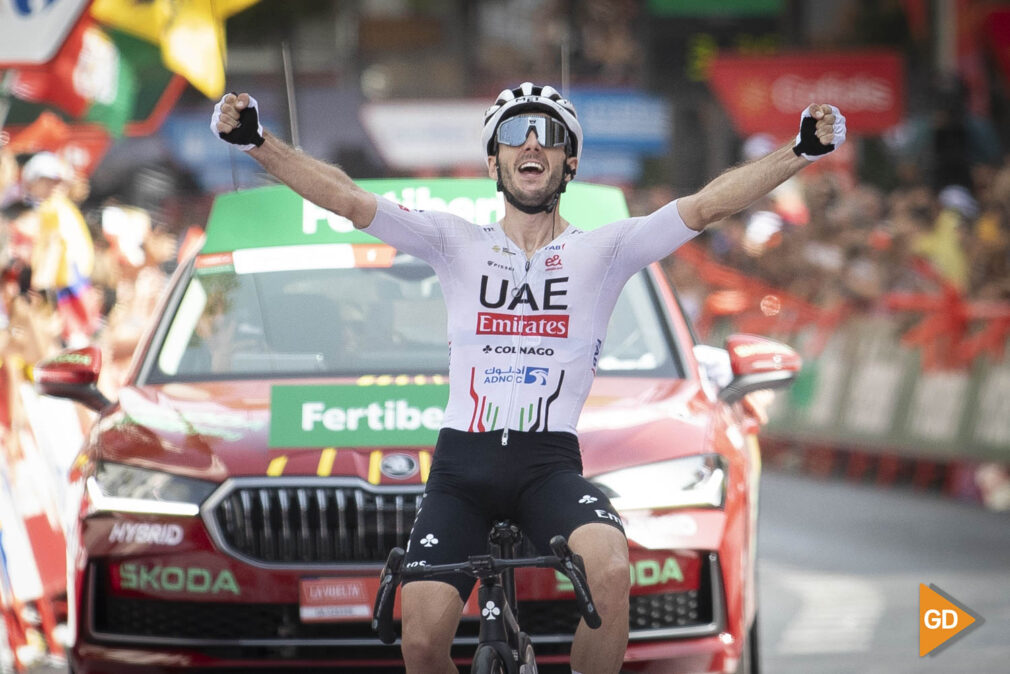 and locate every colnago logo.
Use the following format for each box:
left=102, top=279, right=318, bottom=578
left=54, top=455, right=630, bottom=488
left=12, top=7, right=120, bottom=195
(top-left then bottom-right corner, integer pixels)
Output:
left=302, top=399, right=443, bottom=432
left=484, top=345, right=556, bottom=356
left=476, top=312, right=569, bottom=337
left=109, top=522, right=184, bottom=546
